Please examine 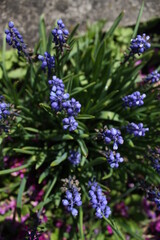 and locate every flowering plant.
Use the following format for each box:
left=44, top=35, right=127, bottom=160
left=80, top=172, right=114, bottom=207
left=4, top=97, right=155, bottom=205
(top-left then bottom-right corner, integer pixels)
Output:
left=0, top=2, right=160, bottom=239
